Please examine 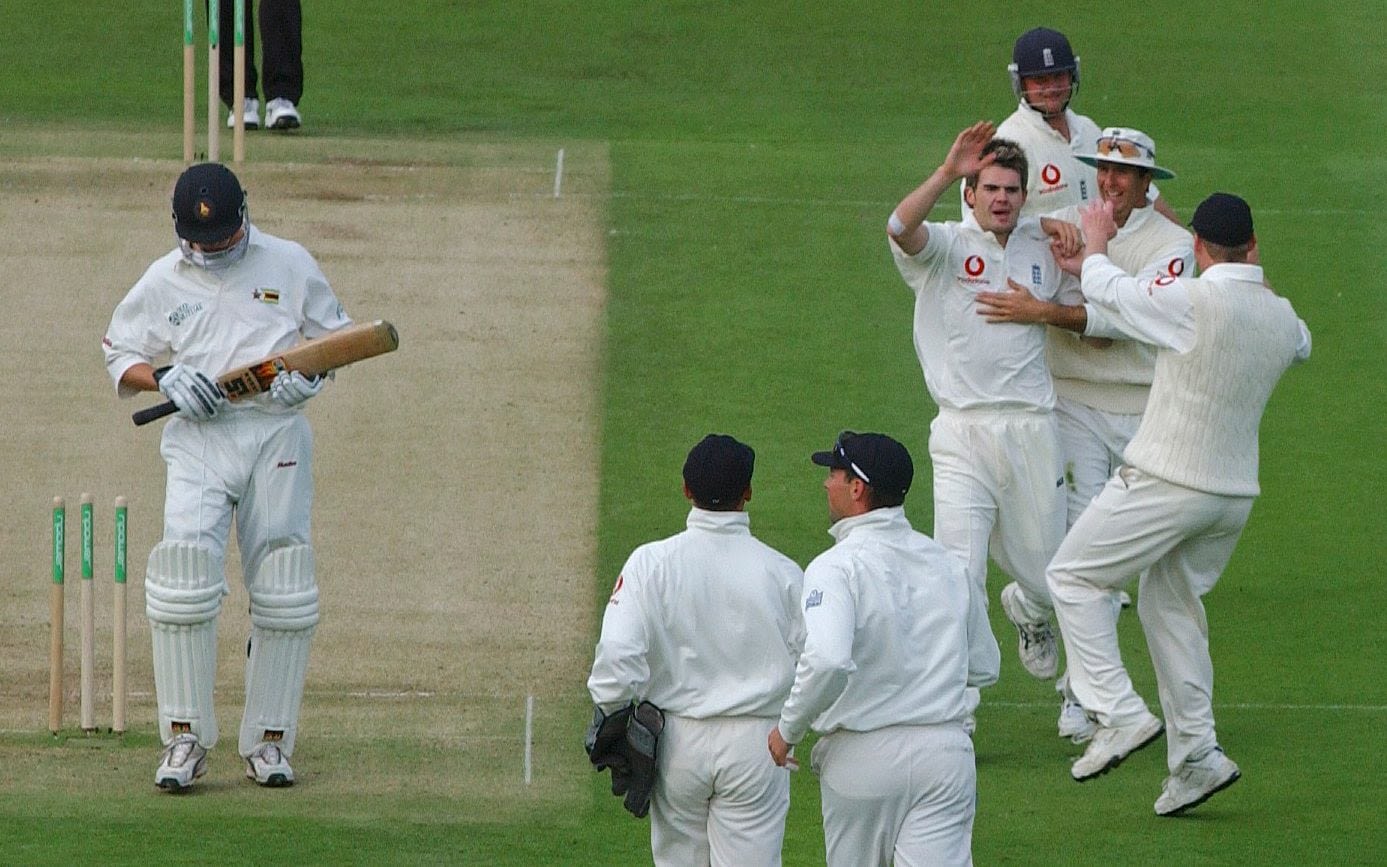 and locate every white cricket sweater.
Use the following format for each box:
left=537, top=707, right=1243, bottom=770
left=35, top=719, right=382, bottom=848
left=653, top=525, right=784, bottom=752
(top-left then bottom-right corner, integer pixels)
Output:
left=1123, top=276, right=1307, bottom=495
left=1047, top=205, right=1195, bottom=413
